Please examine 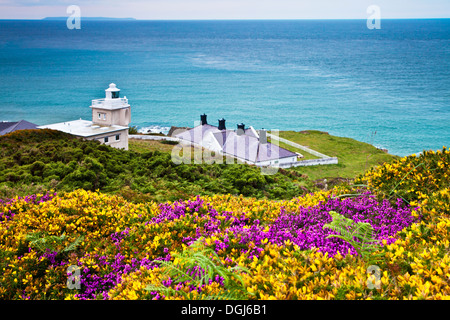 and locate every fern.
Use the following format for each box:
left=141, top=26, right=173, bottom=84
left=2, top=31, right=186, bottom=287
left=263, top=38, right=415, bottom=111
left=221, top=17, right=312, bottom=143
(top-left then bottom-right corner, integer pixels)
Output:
left=26, top=231, right=84, bottom=254
left=145, top=238, right=250, bottom=300
left=62, top=235, right=84, bottom=253
left=387, top=162, right=424, bottom=203
left=323, top=211, right=381, bottom=261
